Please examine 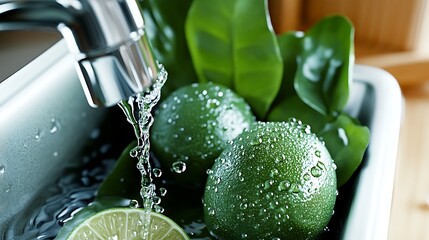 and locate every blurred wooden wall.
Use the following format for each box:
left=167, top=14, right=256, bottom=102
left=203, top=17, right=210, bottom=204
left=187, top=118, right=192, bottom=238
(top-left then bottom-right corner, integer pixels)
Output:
left=269, top=0, right=429, bottom=86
